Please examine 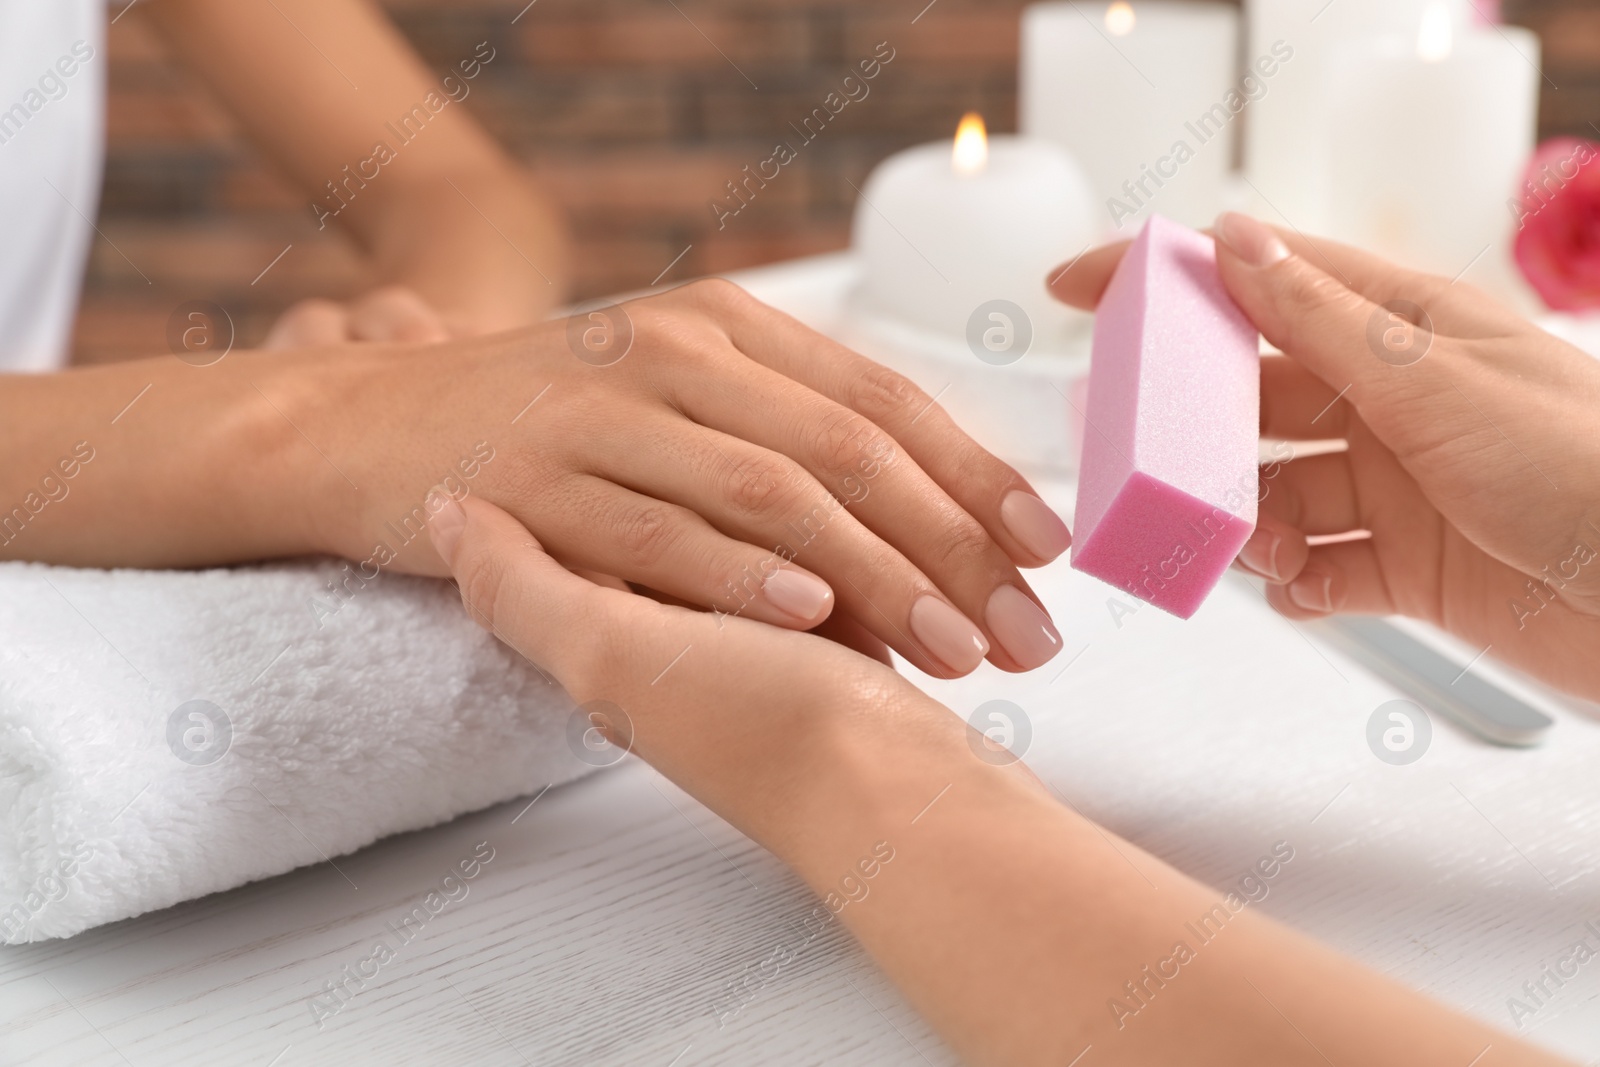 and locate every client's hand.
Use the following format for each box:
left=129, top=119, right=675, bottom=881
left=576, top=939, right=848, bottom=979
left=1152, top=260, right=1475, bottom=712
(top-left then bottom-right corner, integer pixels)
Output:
left=1051, top=213, right=1600, bottom=702
left=264, top=285, right=454, bottom=348
left=426, top=493, right=955, bottom=844
left=431, top=495, right=1567, bottom=1067
left=269, top=280, right=1067, bottom=677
